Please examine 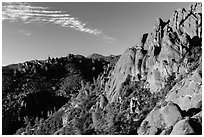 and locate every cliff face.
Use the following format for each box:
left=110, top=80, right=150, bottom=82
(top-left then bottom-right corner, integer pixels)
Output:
left=105, top=33, right=148, bottom=102
left=103, top=3, right=202, bottom=135
left=105, top=3, right=202, bottom=103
